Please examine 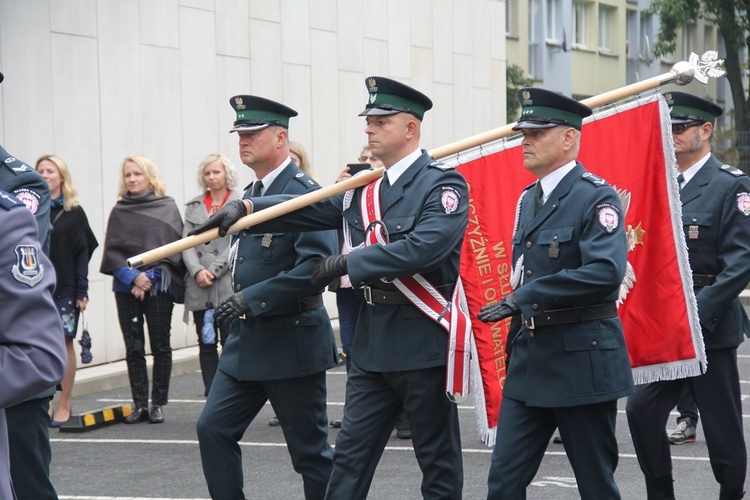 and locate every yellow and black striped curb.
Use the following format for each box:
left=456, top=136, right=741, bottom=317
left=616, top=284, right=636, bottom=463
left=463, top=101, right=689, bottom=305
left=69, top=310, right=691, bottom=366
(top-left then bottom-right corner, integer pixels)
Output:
left=58, top=404, right=134, bottom=433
